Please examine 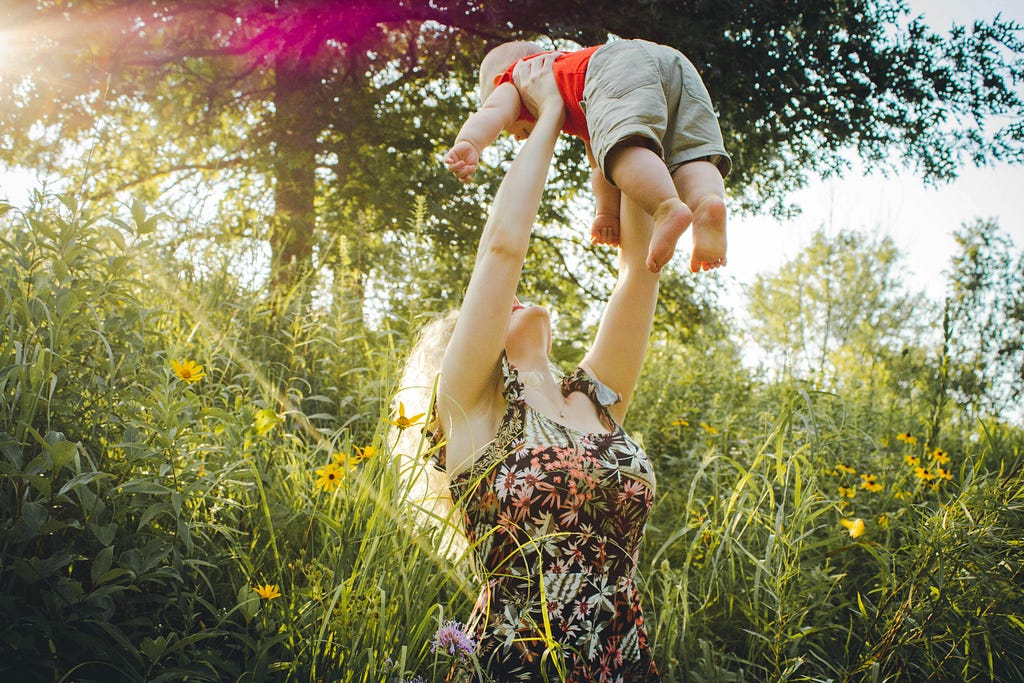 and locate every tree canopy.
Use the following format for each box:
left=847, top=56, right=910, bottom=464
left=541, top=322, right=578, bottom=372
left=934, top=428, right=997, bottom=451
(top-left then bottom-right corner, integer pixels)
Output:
left=1, top=0, right=1022, bottom=303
